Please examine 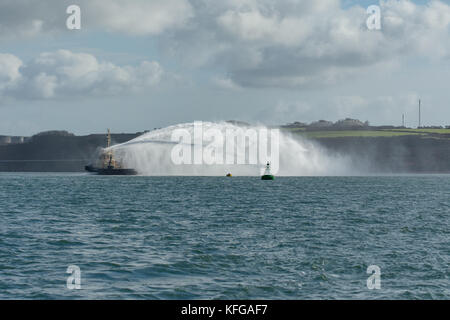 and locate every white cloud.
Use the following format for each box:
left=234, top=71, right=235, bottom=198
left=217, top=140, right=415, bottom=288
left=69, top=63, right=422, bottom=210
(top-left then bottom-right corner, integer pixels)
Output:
left=163, top=0, right=450, bottom=88
left=2, top=0, right=450, bottom=91
left=0, top=54, right=23, bottom=91
left=0, top=50, right=164, bottom=100
left=87, top=0, right=194, bottom=35
left=0, top=0, right=194, bottom=39
left=216, top=1, right=333, bottom=47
